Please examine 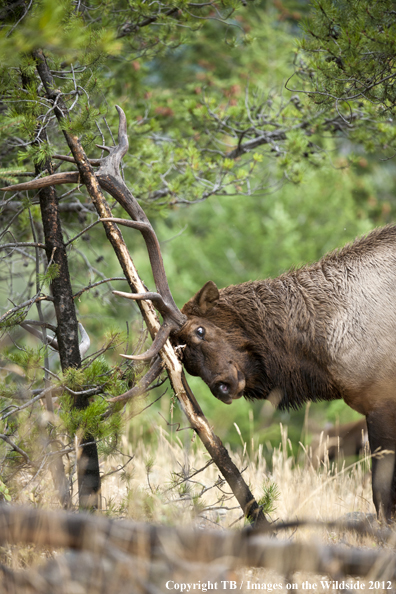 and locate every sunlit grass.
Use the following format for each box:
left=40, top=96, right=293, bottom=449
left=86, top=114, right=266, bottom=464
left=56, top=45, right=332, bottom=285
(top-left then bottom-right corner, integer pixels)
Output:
left=101, top=422, right=374, bottom=536
left=4, top=421, right=389, bottom=593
